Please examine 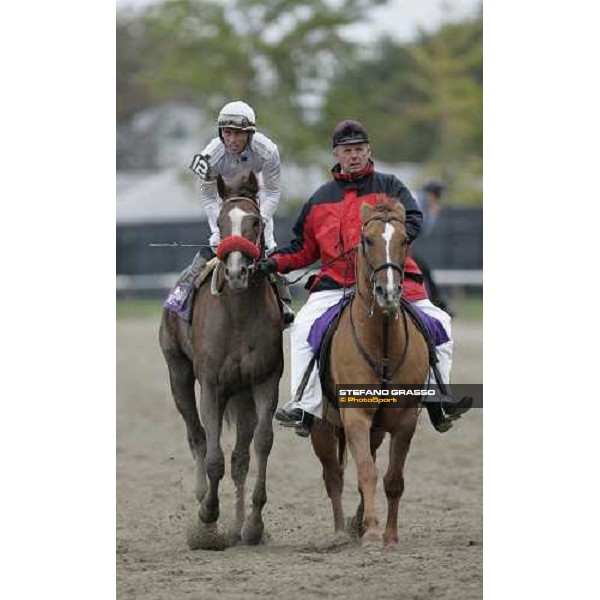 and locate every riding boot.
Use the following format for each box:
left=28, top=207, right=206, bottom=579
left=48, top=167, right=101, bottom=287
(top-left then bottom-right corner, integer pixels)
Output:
left=274, top=274, right=295, bottom=328
left=274, top=406, right=313, bottom=438
left=442, top=395, right=474, bottom=417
